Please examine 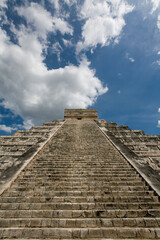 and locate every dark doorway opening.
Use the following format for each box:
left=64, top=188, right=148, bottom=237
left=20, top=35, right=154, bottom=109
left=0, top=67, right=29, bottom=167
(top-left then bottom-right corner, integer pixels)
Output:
left=77, top=118, right=82, bottom=120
